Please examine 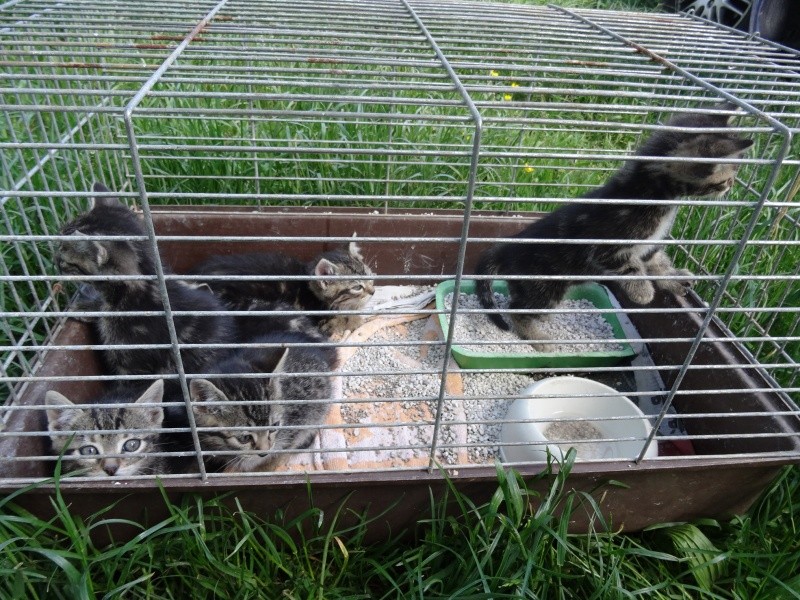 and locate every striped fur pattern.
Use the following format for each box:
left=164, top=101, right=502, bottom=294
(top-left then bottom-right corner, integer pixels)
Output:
left=44, top=380, right=170, bottom=477
left=190, top=307, right=336, bottom=473
left=475, top=105, right=753, bottom=349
